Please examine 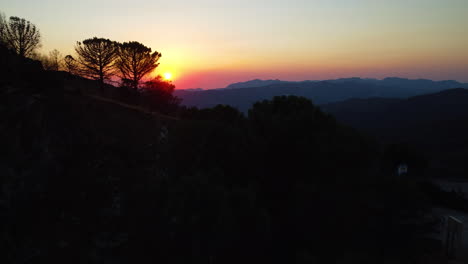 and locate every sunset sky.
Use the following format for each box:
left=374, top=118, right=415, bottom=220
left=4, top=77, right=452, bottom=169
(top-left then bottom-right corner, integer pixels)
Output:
left=2, top=0, right=468, bottom=89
